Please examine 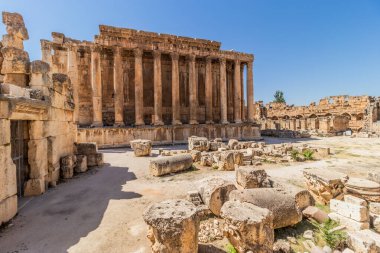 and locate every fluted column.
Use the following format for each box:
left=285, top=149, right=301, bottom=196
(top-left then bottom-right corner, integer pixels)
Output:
left=153, top=51, right=164, bottom=125
left=234, top=59, right=242, bottom=123
left=205, top=57, right=213, bottom=123
left=91, top=46, right=103, bottom=127
left=171, top=53, right=181, bottom=125
left=67, top=44, right=79, bottom=123
left=247, top=61, right=254, bottom=122
left=240, top=63, right=245, bottom=122
left=188, top=55, right=198, bottom=124
left=220, top=58, right=228, bottom=124
left=113, top=47, right=125, bottom=126
left=134, top=48, right=144, bottom=126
